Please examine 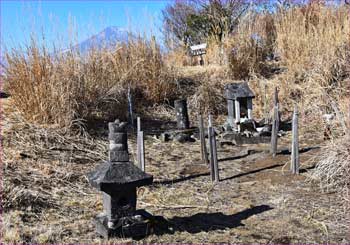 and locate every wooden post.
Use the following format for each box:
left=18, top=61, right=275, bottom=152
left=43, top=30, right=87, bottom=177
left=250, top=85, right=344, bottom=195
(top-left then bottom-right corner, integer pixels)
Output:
left=270, top=87, right=279, bottom=157
left=235, top=100, right=241, bottom=131
left=210, top=127, right=220, bottom=182
left=140, top=131, right=145, bottom=172
left=291, top=105, right=299, bottom=174
left=199, top=114, right=209, bottom=164
left=270, top=104, right=279, bottom=157
left=208, top=115, right=219, bottom=182
left=274, top=87, right=280, bottom=122
left=208, top=114, right=213, bottom=127
left=208, top=115, right=215, bottom=182
left=136, top=117, right=145, bottom=171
